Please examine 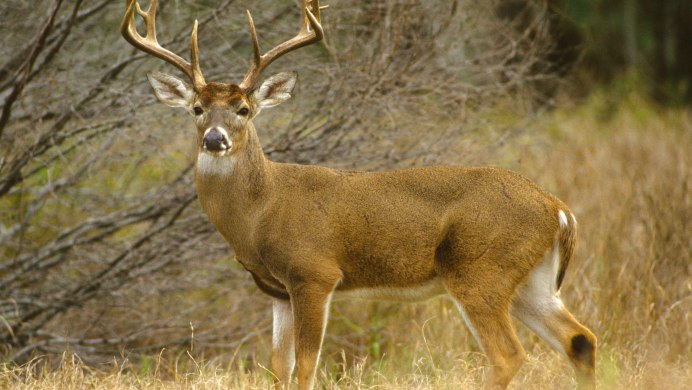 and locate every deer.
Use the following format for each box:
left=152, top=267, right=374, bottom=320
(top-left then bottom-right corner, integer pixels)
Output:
left=121, top=0, right=596, bottom=389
